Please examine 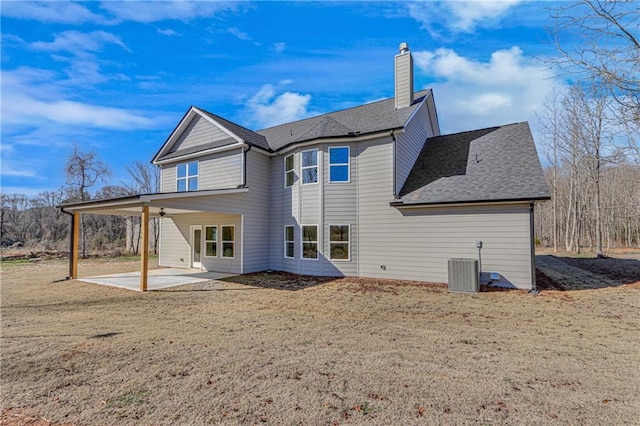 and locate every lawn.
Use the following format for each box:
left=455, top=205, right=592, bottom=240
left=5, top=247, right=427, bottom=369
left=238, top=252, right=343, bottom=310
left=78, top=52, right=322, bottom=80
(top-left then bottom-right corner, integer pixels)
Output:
left=1, top=258, right=639, bottom=425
